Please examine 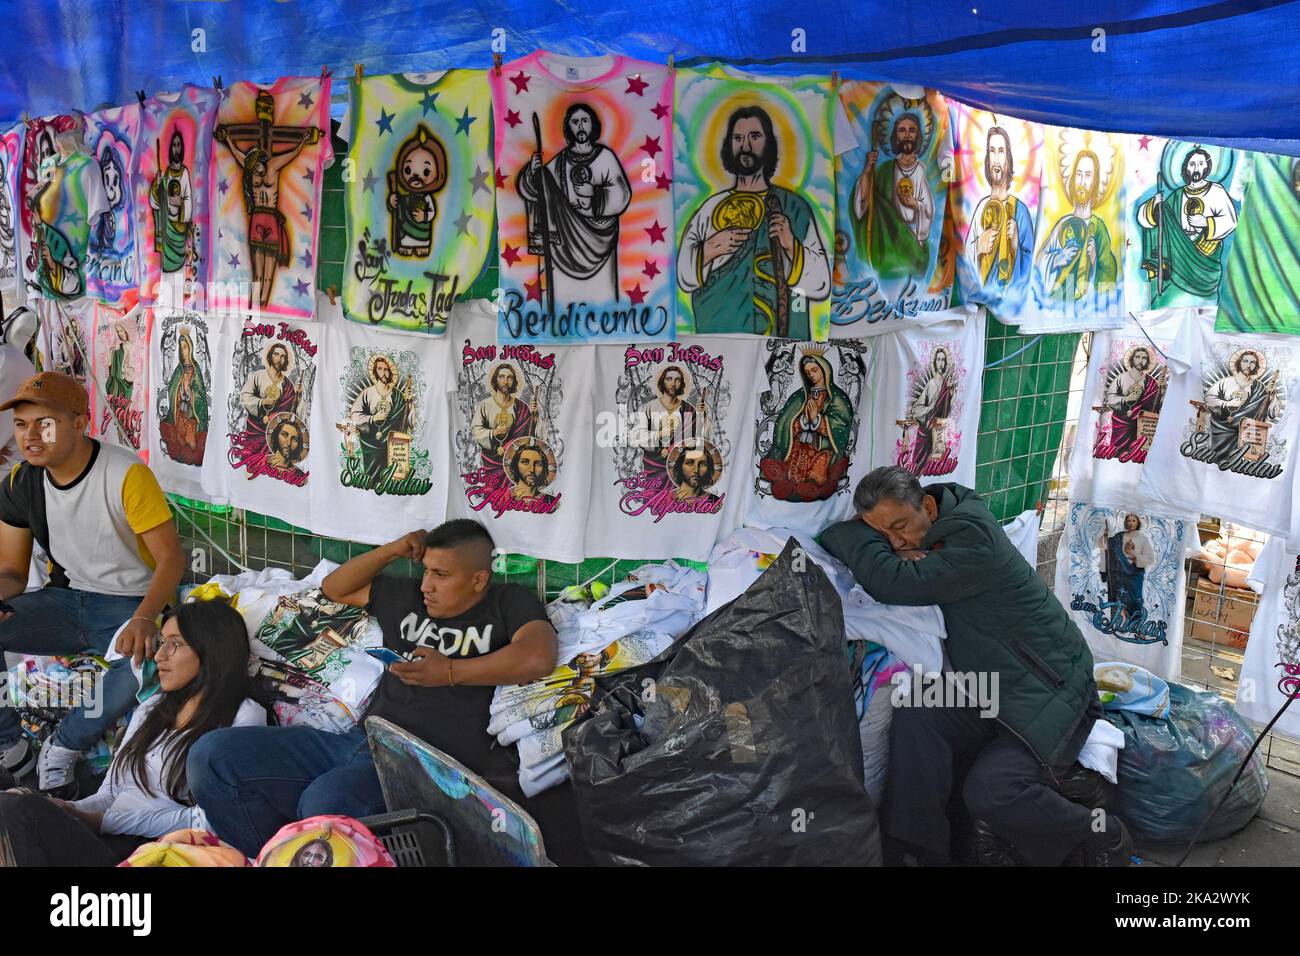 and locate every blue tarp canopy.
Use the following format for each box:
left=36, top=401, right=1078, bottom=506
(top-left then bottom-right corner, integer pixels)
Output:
left=0, top=0, right=1297, bottom=154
